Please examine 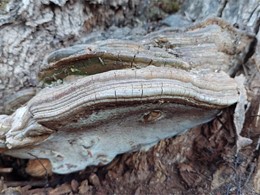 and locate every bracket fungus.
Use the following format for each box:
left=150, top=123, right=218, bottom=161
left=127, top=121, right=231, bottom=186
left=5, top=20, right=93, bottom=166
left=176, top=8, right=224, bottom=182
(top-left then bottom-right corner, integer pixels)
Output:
left=0, top=18, right=254, bottom=174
